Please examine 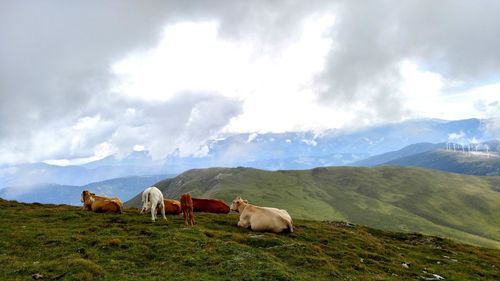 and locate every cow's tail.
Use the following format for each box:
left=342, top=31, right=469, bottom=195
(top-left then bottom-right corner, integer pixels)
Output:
left=115, top=200, right=123, bottom=214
